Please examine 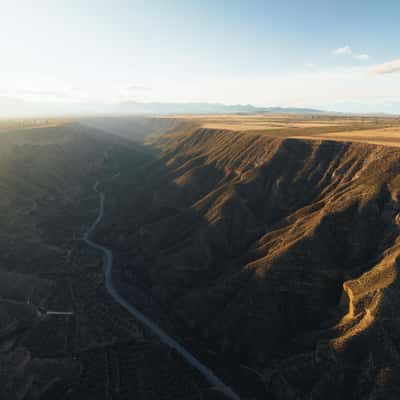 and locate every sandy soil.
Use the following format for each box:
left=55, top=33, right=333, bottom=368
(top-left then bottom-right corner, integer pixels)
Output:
left=165, top=114, right=400, bottom=147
